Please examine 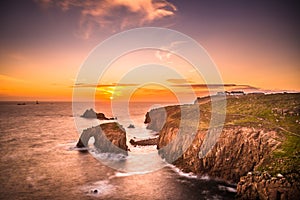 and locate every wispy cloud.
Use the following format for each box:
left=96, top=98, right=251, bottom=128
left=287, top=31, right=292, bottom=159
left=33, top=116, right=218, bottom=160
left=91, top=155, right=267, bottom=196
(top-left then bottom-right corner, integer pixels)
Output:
left=35, top=0, right=177, bottom=39
left=155, top=40, right=186, bottom=62
left=0, top=74, right=27, bottom=83
left=171, top=83, right=259, bottom=91
left=72, top=82, right=139, bottom=88
left=166, top=78, right=194, bottom=84
left=172, top=84, right=237, bottom=88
